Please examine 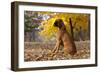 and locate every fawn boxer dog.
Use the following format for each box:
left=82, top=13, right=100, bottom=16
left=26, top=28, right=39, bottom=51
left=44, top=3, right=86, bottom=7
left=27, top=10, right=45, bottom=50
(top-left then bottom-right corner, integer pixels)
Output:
left=36, top=19, right=77, bottom=60
left=51, top=19, right=77, bottom=57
